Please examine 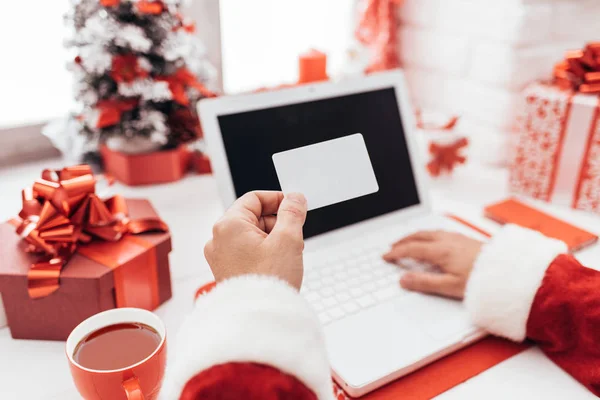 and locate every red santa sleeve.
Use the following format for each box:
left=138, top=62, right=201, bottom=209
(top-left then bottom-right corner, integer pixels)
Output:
left=161, top=275, right=335, bottom=400
left=465, top=224, right=600, bottom=396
